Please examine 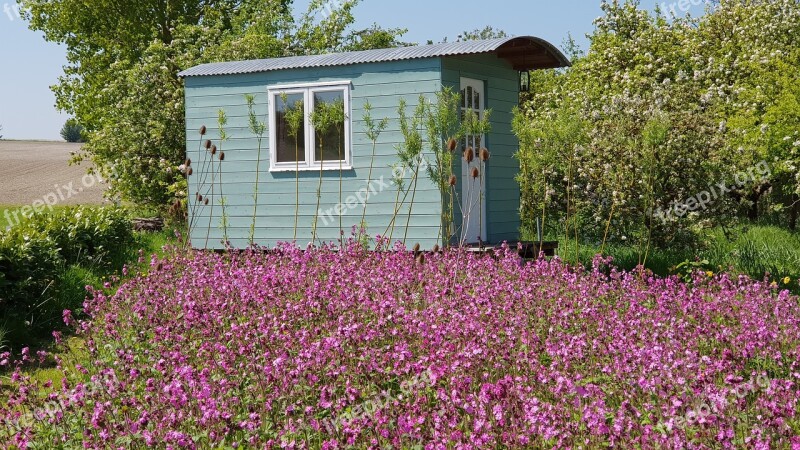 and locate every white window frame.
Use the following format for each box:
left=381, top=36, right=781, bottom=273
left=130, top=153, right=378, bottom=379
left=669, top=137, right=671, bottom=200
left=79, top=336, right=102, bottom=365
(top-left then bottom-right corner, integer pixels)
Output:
left=268, top=81, right=352, bottom=172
